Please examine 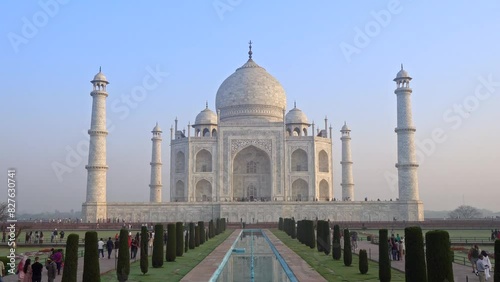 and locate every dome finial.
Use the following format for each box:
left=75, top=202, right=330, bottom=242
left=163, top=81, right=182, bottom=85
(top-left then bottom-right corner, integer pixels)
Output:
left=248, top=40, right=253, bottom=59
left=401, top=63, right=403, bottom=70
left=99, top=66, right=102, bottom=73
left=205, top=101, right=208, bottom=109
left=294, top=101, right=296, bottom=108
